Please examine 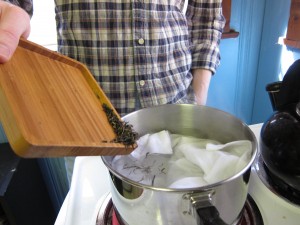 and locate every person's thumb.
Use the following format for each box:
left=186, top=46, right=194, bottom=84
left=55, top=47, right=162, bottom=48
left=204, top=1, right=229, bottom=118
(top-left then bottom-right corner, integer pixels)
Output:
left=0, top=2, right=31, bottom=63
